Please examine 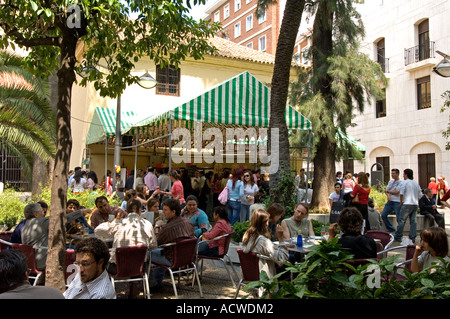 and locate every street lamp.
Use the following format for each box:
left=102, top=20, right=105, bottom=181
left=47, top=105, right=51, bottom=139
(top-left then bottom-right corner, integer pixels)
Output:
left=137, top=71, right=158, bottom=89
left=80, top=66, right=157, bottom=190
left=433, top=50, right=450, bottom=78
left=113, top=71, right=157, bottom=190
